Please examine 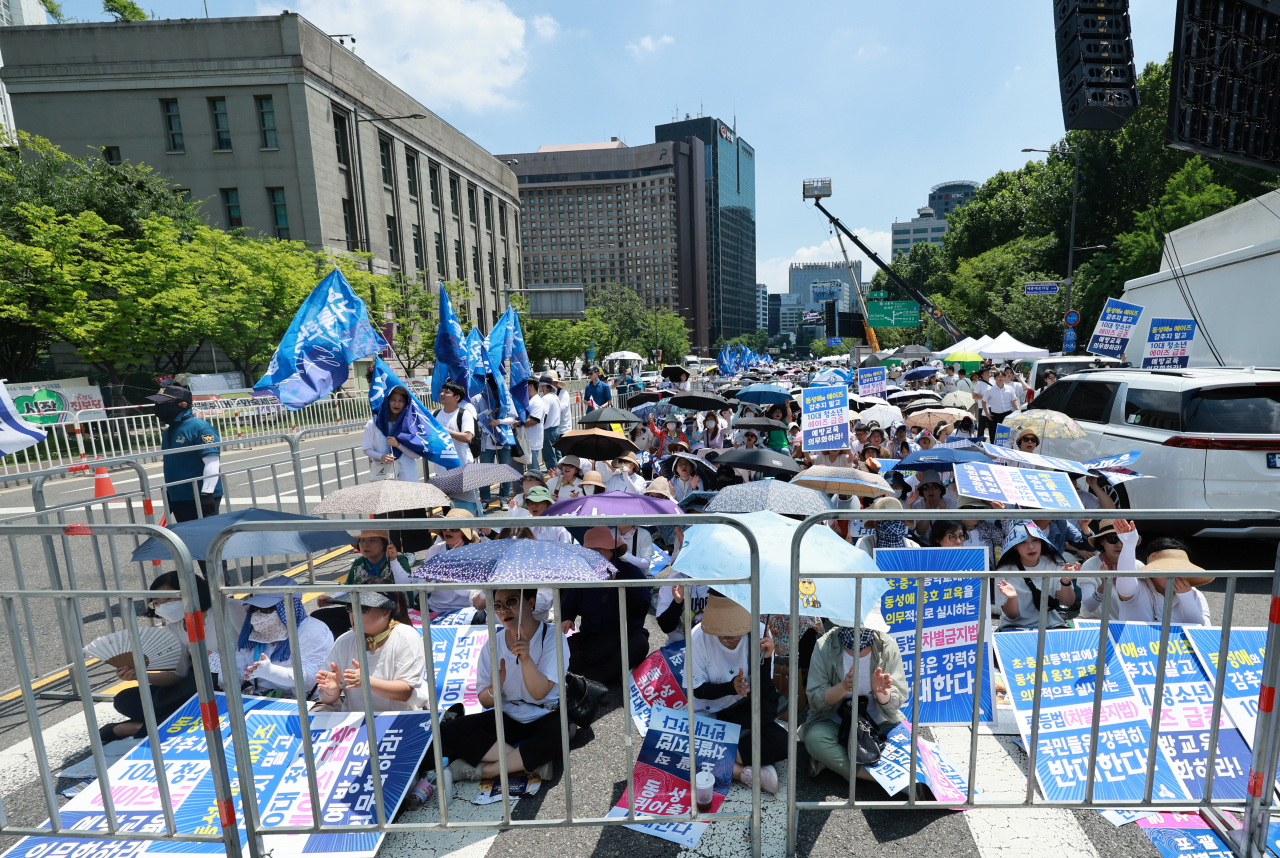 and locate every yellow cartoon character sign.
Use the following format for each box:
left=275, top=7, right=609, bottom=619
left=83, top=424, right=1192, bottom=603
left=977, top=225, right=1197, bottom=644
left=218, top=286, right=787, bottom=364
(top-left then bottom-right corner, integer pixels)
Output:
left=798, top=578, right=821, bottom=610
